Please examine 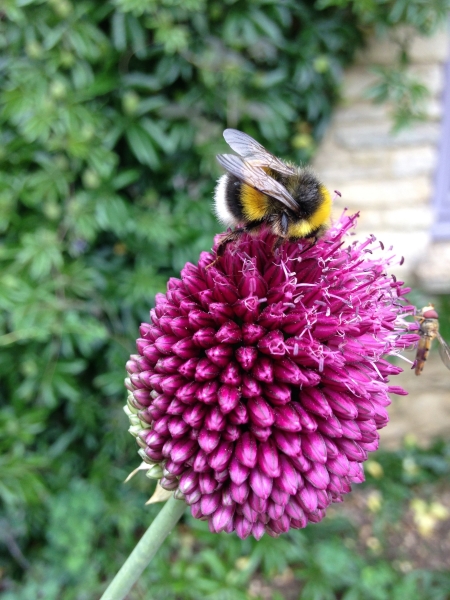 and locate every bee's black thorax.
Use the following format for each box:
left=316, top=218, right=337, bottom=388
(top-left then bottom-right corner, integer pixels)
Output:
left=281, top=169, right=323, bottom=220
